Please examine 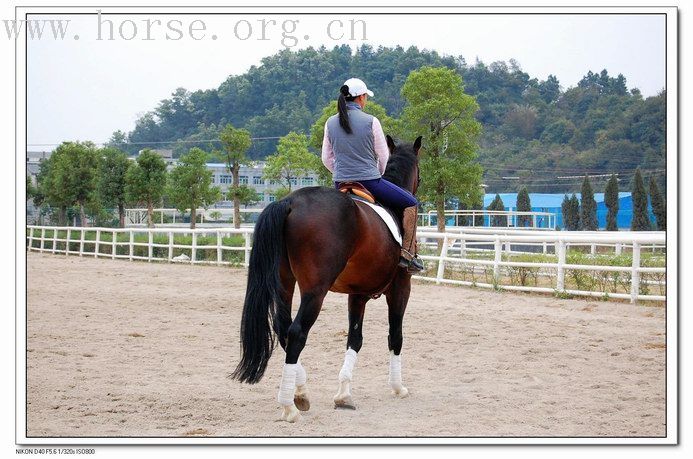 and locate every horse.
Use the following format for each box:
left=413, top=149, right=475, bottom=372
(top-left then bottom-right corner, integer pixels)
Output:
left=231, top=135, right=422, bottom=422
